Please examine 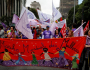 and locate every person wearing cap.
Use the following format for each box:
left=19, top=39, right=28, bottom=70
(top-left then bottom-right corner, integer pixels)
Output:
left=42, top=26, right=52, bottom=39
